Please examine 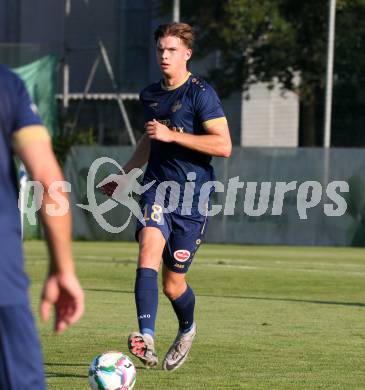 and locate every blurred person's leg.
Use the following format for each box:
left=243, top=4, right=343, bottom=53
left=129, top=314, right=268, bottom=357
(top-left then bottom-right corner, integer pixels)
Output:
left=0, top=304, right=46, bottom=390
